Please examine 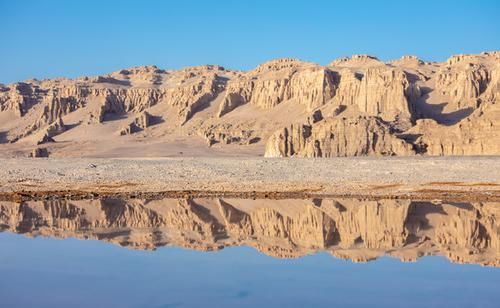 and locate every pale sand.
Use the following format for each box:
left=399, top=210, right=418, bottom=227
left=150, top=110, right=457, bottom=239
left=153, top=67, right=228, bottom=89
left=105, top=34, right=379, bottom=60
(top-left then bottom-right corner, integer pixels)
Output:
left=1, top=157, right=499, bottom=201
